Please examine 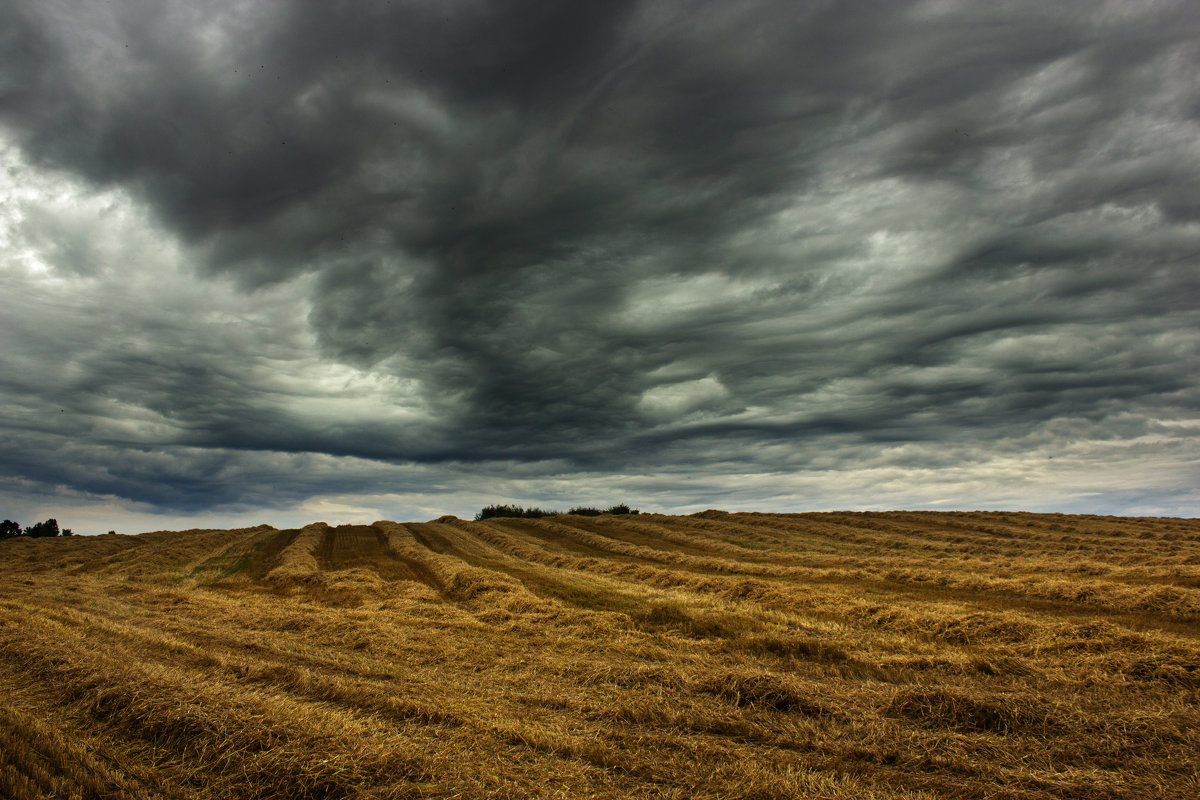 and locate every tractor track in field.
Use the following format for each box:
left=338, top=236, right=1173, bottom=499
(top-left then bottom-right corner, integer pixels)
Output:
left=311, top=524, right=431, bottom=585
